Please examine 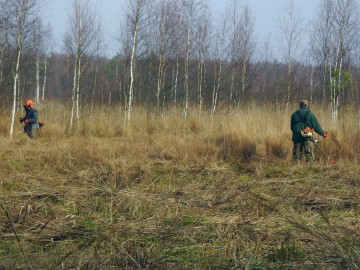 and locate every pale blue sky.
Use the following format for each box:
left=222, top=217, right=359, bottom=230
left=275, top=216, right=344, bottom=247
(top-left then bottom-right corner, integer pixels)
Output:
left=46, top=0, right=320, bottom=57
